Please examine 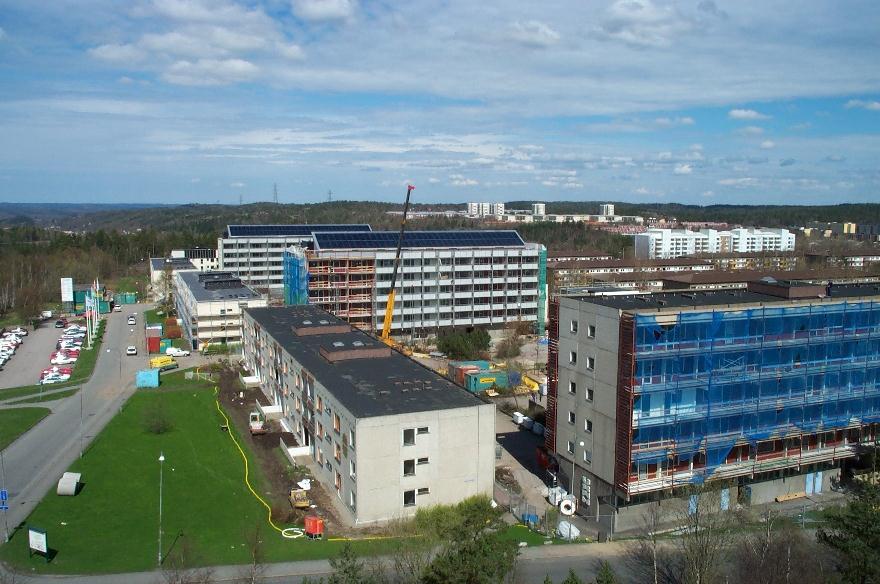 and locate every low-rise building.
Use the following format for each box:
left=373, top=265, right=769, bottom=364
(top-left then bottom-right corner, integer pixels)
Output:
left=173, top=271, right=266, bottom=350
left=634, top=227, right=796, bottom=259
left=241, top=305, right=495, bottom=525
